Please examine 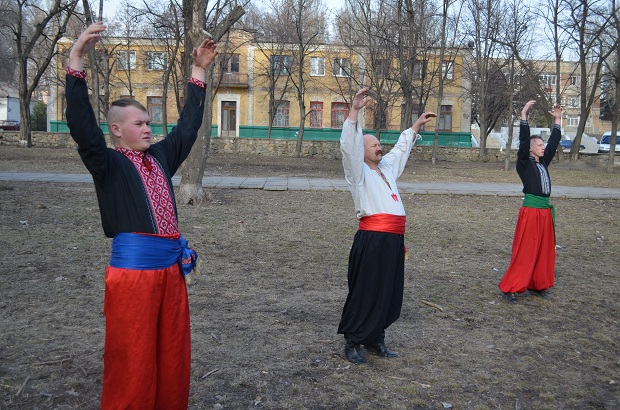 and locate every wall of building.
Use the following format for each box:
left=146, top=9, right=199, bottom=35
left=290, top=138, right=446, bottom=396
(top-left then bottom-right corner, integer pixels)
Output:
left=1, top=131, right=613, bottom=166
